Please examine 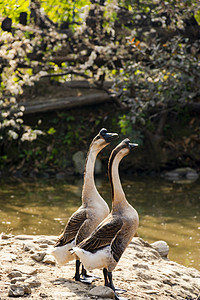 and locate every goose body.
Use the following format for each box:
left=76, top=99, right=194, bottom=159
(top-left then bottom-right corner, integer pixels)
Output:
left=51, top=128, right=118, bottom=280
left=72, top=139, right=139, bottom=297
